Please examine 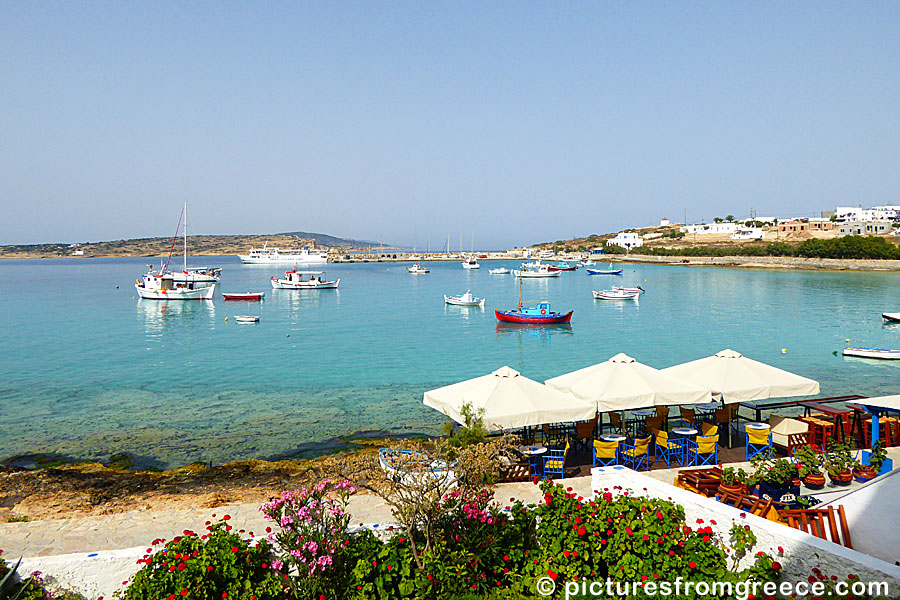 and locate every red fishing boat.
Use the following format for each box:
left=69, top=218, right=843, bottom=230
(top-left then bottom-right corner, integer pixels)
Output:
left=494, top=280, right=573, bottom=323
left=222, top=292, right=265, bottom=301
left=548, top=262, right=577, bottom=271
